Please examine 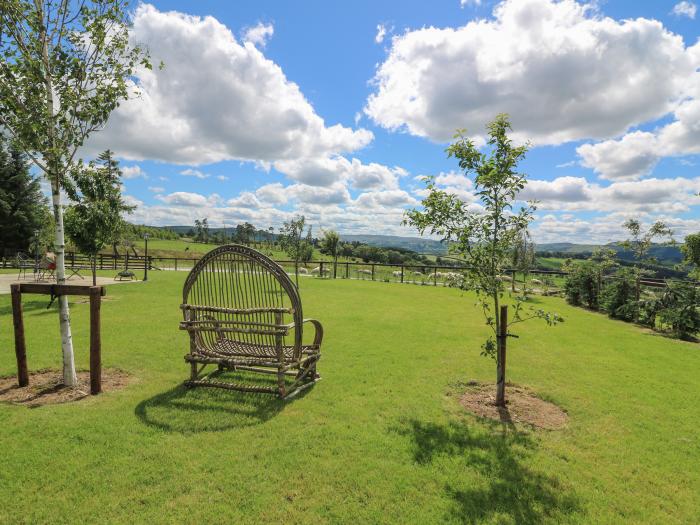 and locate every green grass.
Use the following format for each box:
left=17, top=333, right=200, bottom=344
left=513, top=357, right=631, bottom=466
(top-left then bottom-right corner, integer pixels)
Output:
left=1, top=273, right=699, bottom=523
